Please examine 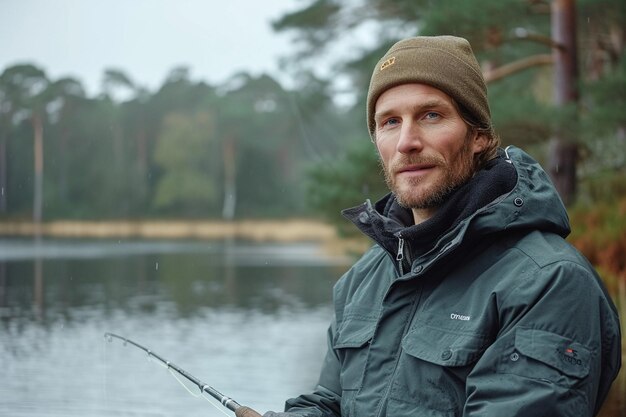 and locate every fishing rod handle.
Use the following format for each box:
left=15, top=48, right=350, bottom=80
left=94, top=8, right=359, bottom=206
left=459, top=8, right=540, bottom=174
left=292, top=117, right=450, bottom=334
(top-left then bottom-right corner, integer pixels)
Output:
left=234, top=406, right=263, bottom=417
